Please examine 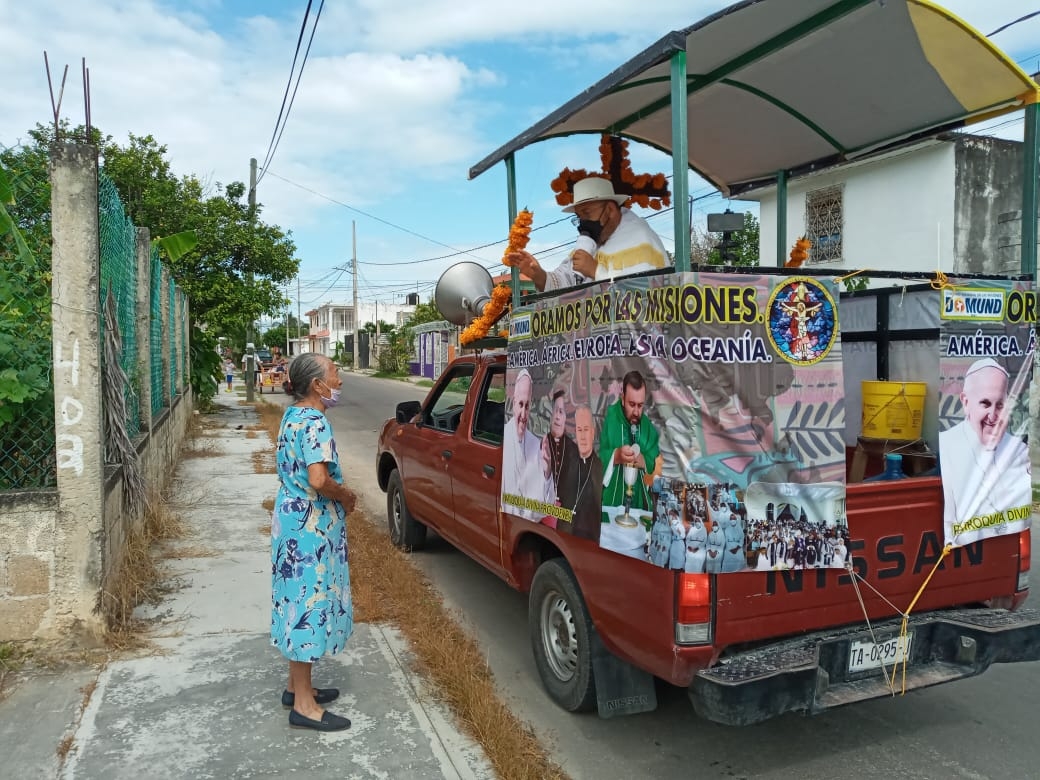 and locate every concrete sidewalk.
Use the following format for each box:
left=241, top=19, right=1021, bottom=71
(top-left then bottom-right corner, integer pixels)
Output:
left=0, top=386, right=493, bottom=779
